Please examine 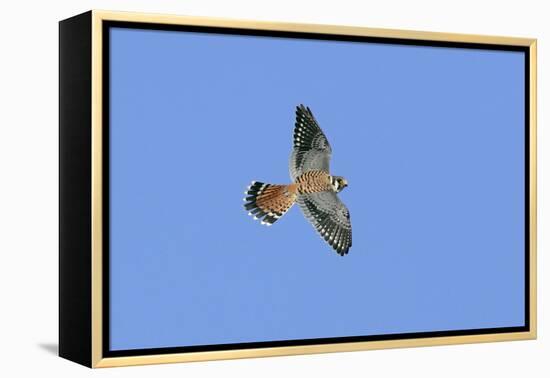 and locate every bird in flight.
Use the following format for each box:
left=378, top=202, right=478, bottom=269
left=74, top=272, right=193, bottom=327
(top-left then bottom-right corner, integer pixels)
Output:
left=243, top=104, right=352, bottom=255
